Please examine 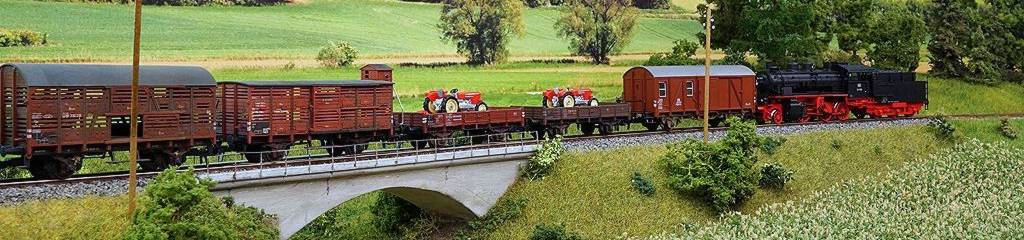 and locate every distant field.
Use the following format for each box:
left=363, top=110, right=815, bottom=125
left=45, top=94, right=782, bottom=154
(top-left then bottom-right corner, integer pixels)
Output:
left=0, top=0, right=699, bottom=62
